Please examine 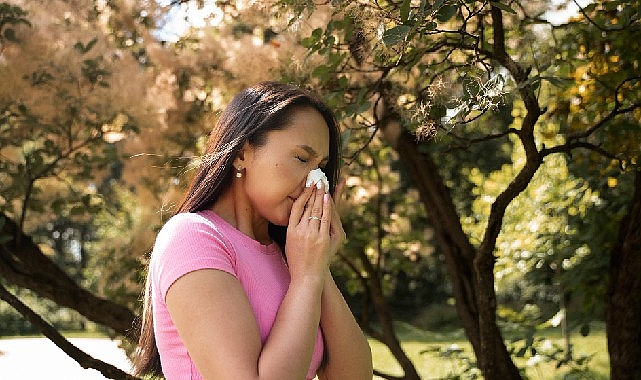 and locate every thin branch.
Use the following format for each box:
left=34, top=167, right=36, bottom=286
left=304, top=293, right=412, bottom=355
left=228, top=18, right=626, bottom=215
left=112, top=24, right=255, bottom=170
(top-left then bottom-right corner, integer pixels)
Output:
left=0, top=283, right=138, bottom=380
left=343, top=123, right=379, bottom=166
left=541, top=141, right=624, bottom=164
left=15, top=133, right=104, bottom=239
left=572, top=0, right=633, bottom=32
left=444, top=128, right=519, bottom=153
left=567, top=85, right=640, bottom=141
left=372, top=369, right=405, bottom=380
